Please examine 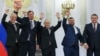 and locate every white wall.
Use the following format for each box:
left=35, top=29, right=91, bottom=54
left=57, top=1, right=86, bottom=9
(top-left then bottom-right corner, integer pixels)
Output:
left=91, top=0, right=100, bottom=22
left=0, top=0, right=5, bottom=23
left=86, top=0, right=100, bottom=23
